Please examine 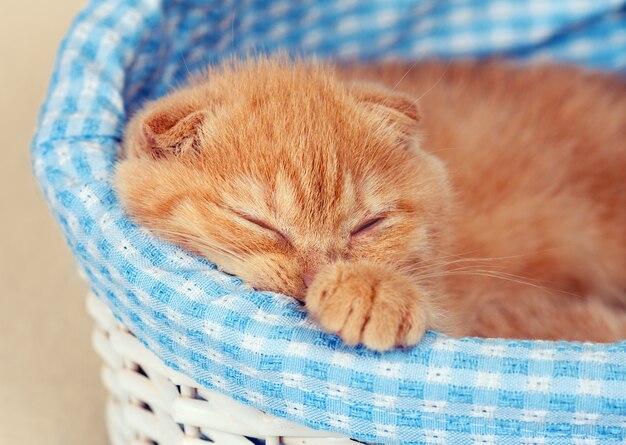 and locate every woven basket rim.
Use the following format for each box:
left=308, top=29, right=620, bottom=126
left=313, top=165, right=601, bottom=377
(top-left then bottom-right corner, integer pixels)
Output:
left=32, top=1, right=626, bottom=443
